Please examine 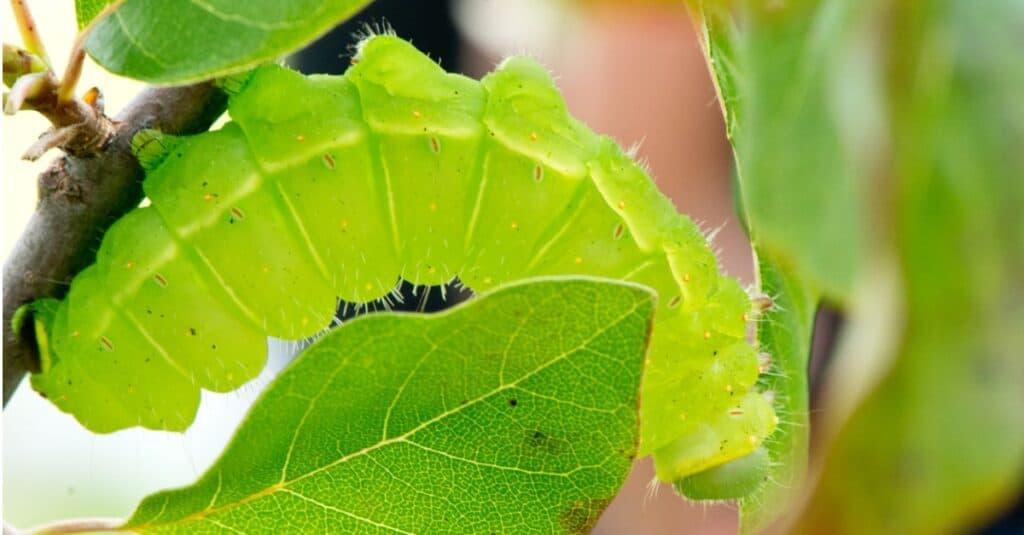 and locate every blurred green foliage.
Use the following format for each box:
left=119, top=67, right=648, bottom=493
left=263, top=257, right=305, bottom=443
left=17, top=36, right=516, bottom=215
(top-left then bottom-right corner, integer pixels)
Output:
left=696, top=0, right=1024, bottom=532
